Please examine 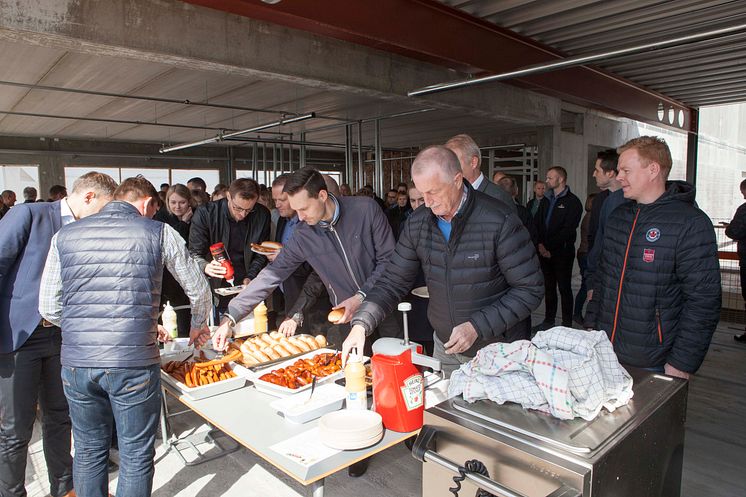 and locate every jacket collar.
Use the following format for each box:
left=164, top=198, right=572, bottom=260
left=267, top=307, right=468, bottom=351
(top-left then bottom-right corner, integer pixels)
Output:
left=101, top=201, right=142, bottom=217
